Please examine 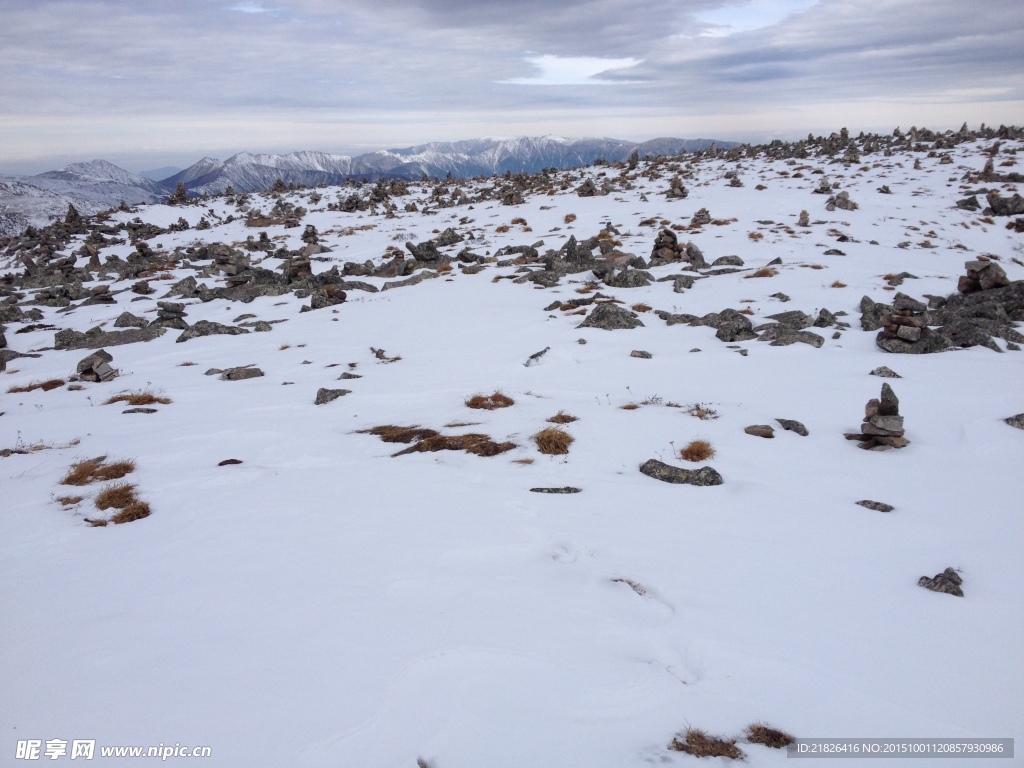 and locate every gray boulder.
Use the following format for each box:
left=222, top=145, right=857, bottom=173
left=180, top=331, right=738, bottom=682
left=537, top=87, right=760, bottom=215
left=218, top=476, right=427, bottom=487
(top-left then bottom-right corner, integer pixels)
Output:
left=76, top=349, right=118, bottom=382
left=577, top=303, right=644, bottom=330
left=176, top=321, right=250, bottom=343
left=315, top=387, right=351, bottom=405
left=918, top=568, right=963, bottom=597
left=639, top=459, right=723, bottom=486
